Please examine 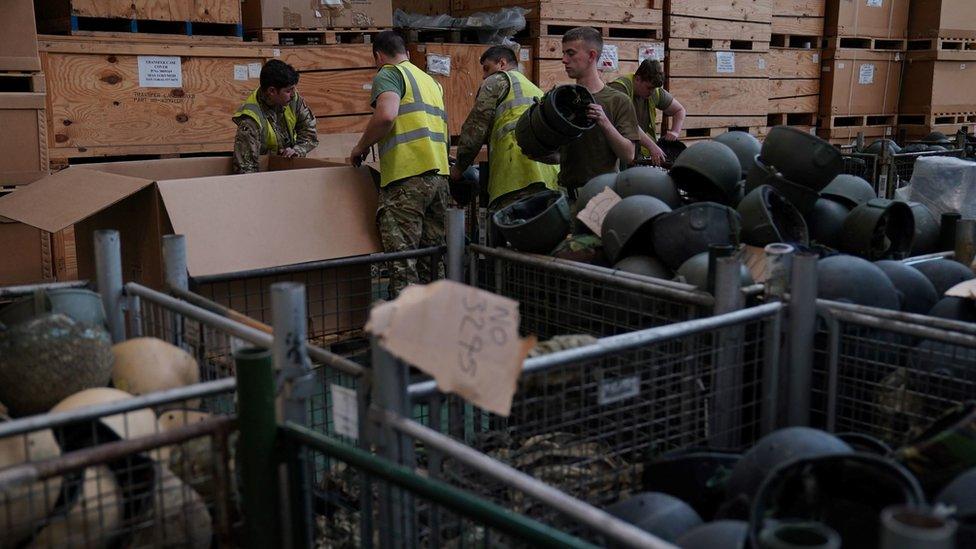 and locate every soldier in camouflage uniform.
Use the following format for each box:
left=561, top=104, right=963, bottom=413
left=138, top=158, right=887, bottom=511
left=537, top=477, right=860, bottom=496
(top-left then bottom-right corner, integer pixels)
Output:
left=232, top=60, right=319, bottom=174
left=350, top=31, right=452, bottom=297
